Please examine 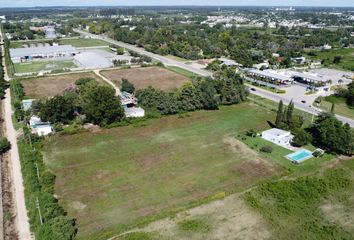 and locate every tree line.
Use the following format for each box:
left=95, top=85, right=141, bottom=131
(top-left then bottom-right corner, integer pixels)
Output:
left=136, top=69, right=248, bottom=115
